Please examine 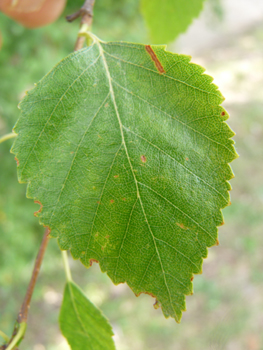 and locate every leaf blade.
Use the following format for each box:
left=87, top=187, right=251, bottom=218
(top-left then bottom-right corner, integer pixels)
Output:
left=12, top=39, right=237, bottom=321
left=59, top=281, right=115, bottom=350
